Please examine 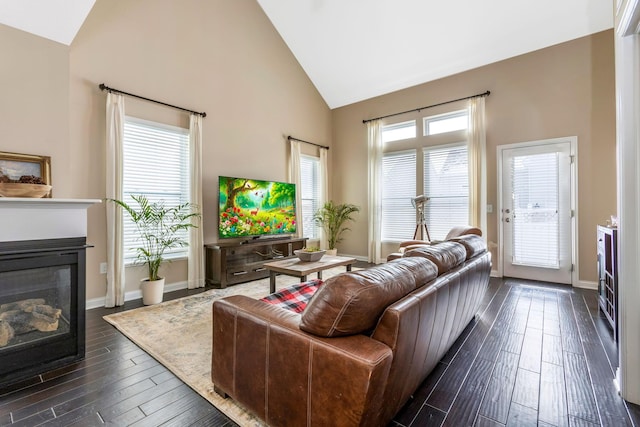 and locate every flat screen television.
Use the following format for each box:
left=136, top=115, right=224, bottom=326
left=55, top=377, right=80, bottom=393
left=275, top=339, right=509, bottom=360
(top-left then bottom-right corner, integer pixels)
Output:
left=218, top=176, right=297, bottom=239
